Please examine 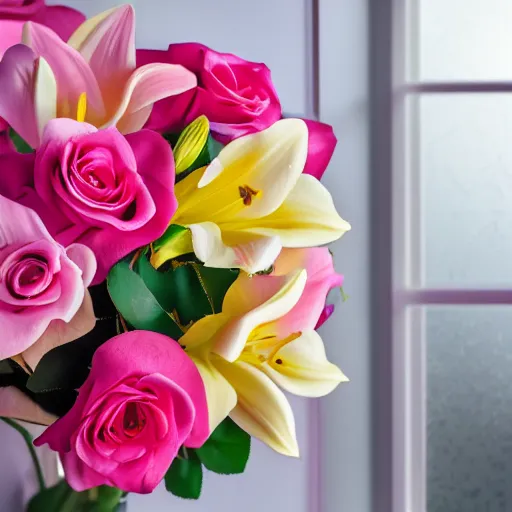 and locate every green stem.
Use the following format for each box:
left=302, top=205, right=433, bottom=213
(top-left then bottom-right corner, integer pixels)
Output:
left=1, top=417, right=46, bottom=491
